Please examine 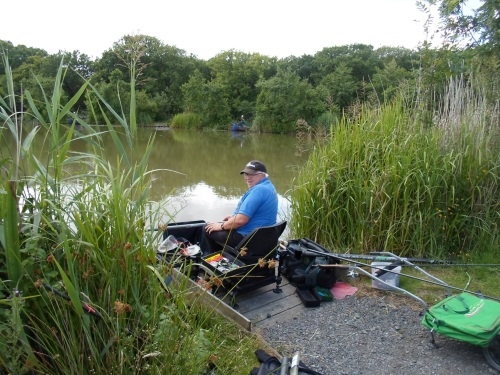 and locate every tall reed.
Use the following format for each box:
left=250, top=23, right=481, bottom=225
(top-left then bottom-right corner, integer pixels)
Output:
left=0, top=55, right=260, bottom=374
left=290, top=76, right=500, bottom=260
